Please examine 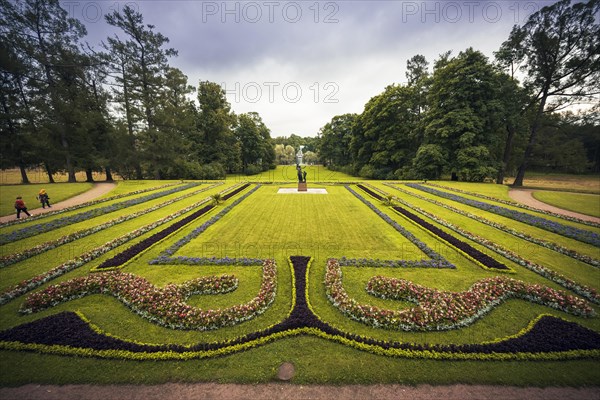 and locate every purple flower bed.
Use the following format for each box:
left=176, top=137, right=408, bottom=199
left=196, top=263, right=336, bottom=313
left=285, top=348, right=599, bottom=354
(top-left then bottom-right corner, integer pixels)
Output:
left=96, top=204, right=215, bottom=269
left=150, top=185, right=260, bottom=265
left=97, top=183, right=253, bottom=270
left=0, top=182, right=202, bottom=245
left=391, top=204, right=510, bottom=271
left=356, top=183, right=509, bottom=271
left=346, top=186, right=454, bottom=269
left=1, top=256, right=599, bottom=359
left=407, top=184, right=600, bottom=247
